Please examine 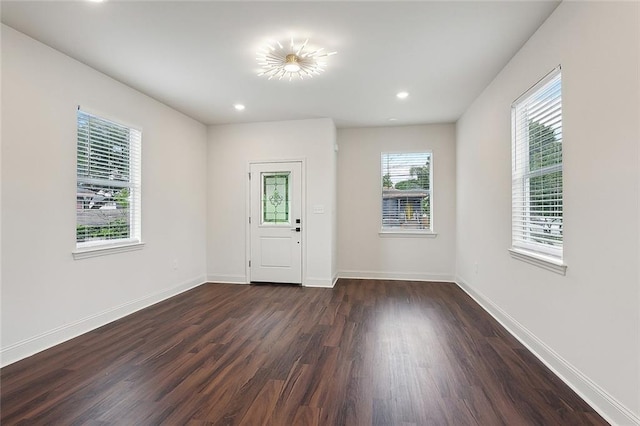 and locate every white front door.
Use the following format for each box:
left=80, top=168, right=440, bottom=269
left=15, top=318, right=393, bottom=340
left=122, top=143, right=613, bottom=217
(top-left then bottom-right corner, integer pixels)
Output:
left=249, top=162, right=302, bottom=284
